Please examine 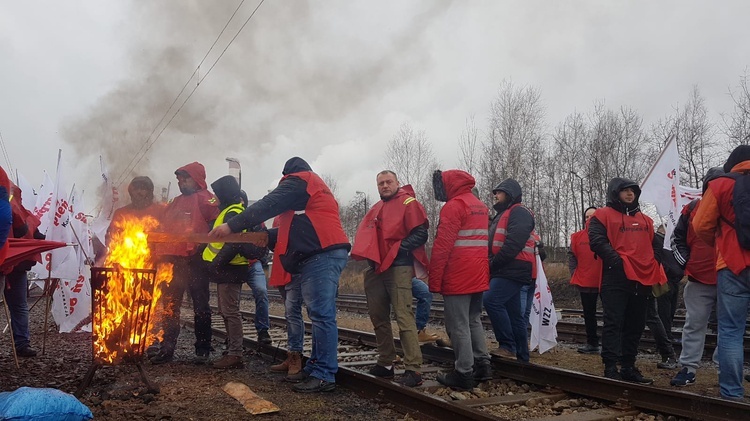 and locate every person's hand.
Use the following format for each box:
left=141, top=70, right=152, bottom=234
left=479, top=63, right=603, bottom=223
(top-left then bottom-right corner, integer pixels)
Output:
left=208, top=223, right=231, bottom=239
